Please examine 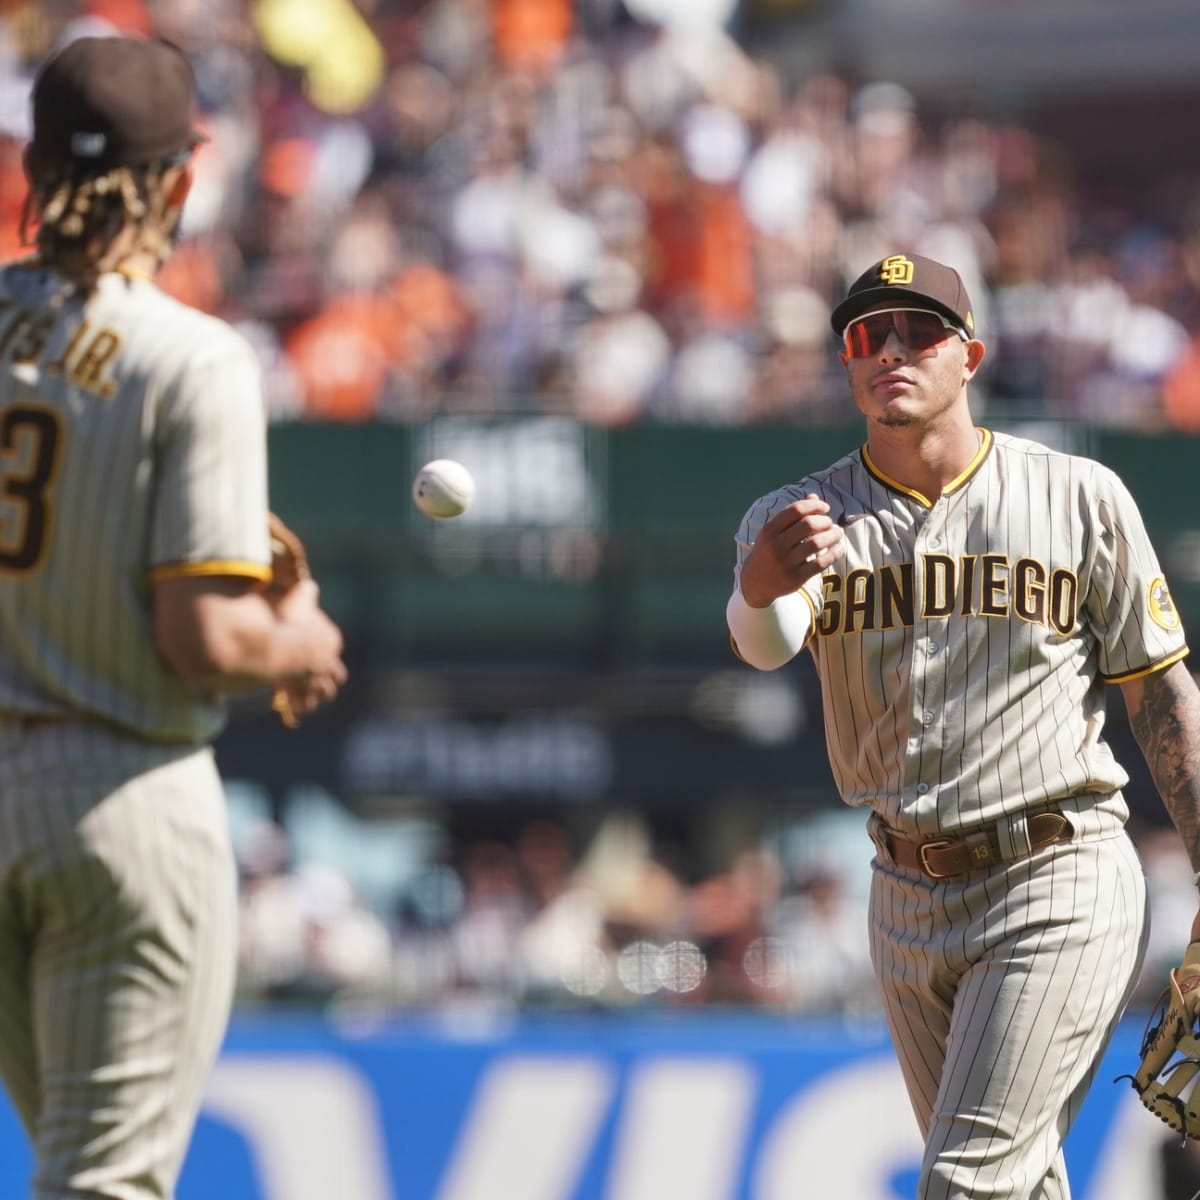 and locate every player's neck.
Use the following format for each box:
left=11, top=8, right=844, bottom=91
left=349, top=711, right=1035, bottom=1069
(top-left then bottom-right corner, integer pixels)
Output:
left=107, top=248, right=161, bottom=282
left=865, top=417, right=983, bottom=503
left=94, top=222, right=168, bottom=283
